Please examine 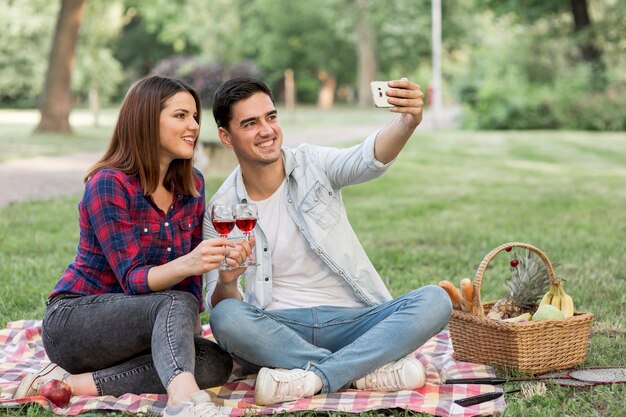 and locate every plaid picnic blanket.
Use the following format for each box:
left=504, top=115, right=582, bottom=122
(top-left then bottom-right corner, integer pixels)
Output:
left=0, top=320, right=505, bottom=416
